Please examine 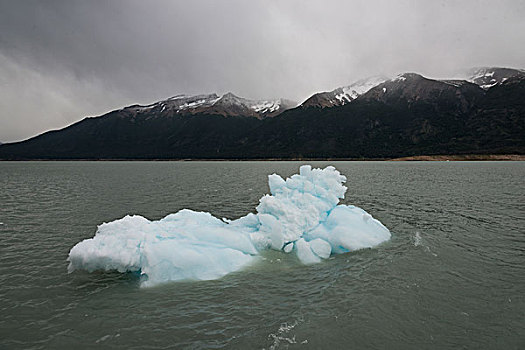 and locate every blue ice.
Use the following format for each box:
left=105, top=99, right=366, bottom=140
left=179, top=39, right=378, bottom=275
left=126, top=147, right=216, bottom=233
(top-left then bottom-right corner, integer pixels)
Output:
left=67, top=165, right=391, bottom=287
